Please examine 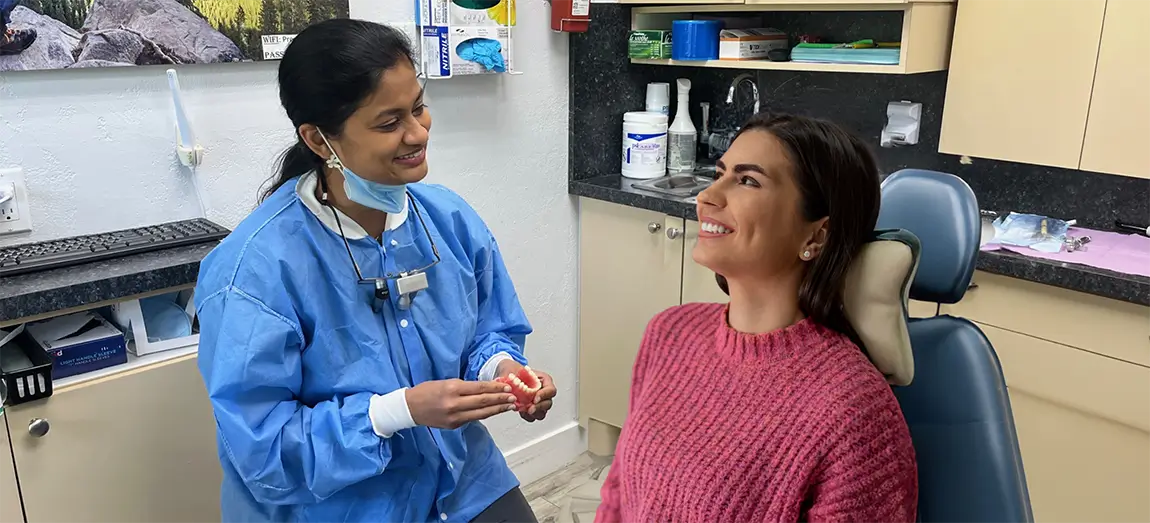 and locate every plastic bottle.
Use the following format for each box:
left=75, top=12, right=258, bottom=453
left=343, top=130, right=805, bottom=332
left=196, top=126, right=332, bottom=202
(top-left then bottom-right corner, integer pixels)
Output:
left=667, top=78, right=697, bottom=174
left=621, top=111, right=669, bottom=179
left=645, top=82, right=670, bottom=115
